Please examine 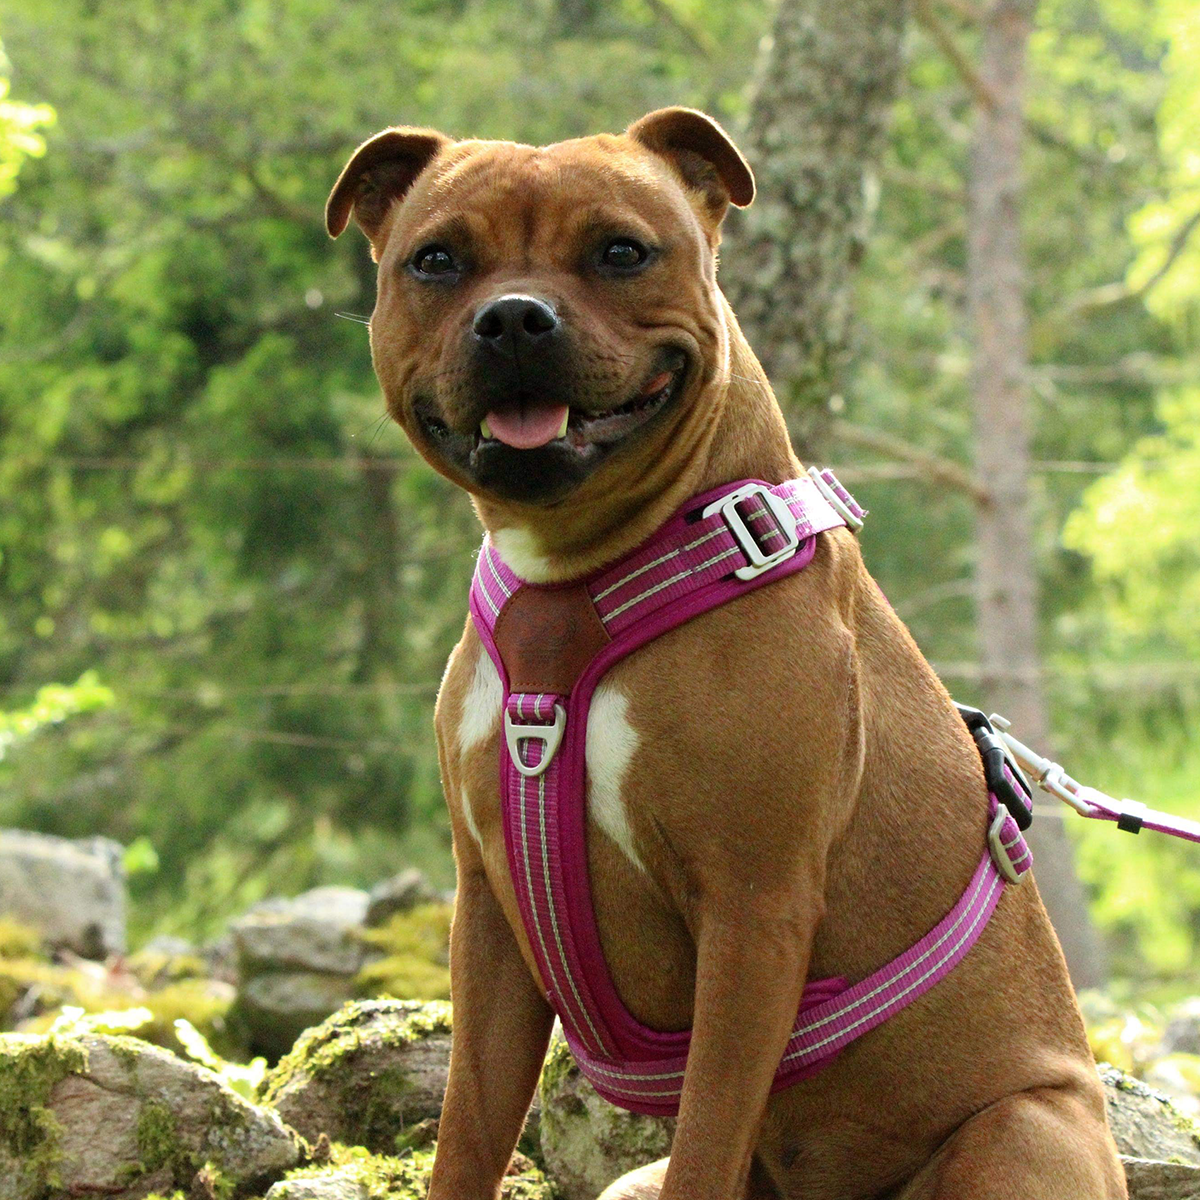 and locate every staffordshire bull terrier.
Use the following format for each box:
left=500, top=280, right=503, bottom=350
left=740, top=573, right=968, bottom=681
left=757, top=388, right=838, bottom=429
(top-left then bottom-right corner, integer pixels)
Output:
left=326, top=108, right=1125, bottom=1200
